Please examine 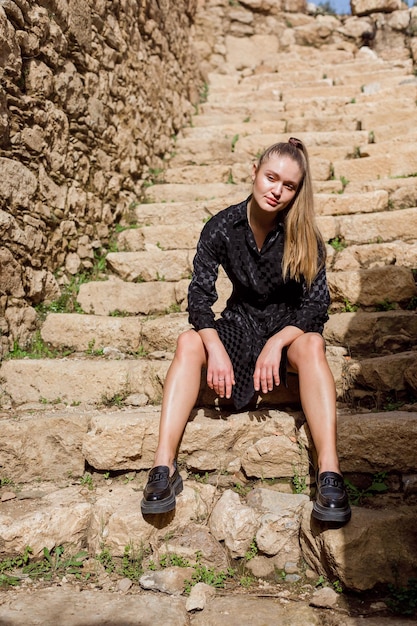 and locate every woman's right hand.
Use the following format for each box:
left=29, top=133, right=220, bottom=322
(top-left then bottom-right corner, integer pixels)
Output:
left=199, top=329, right=235, bottom=399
